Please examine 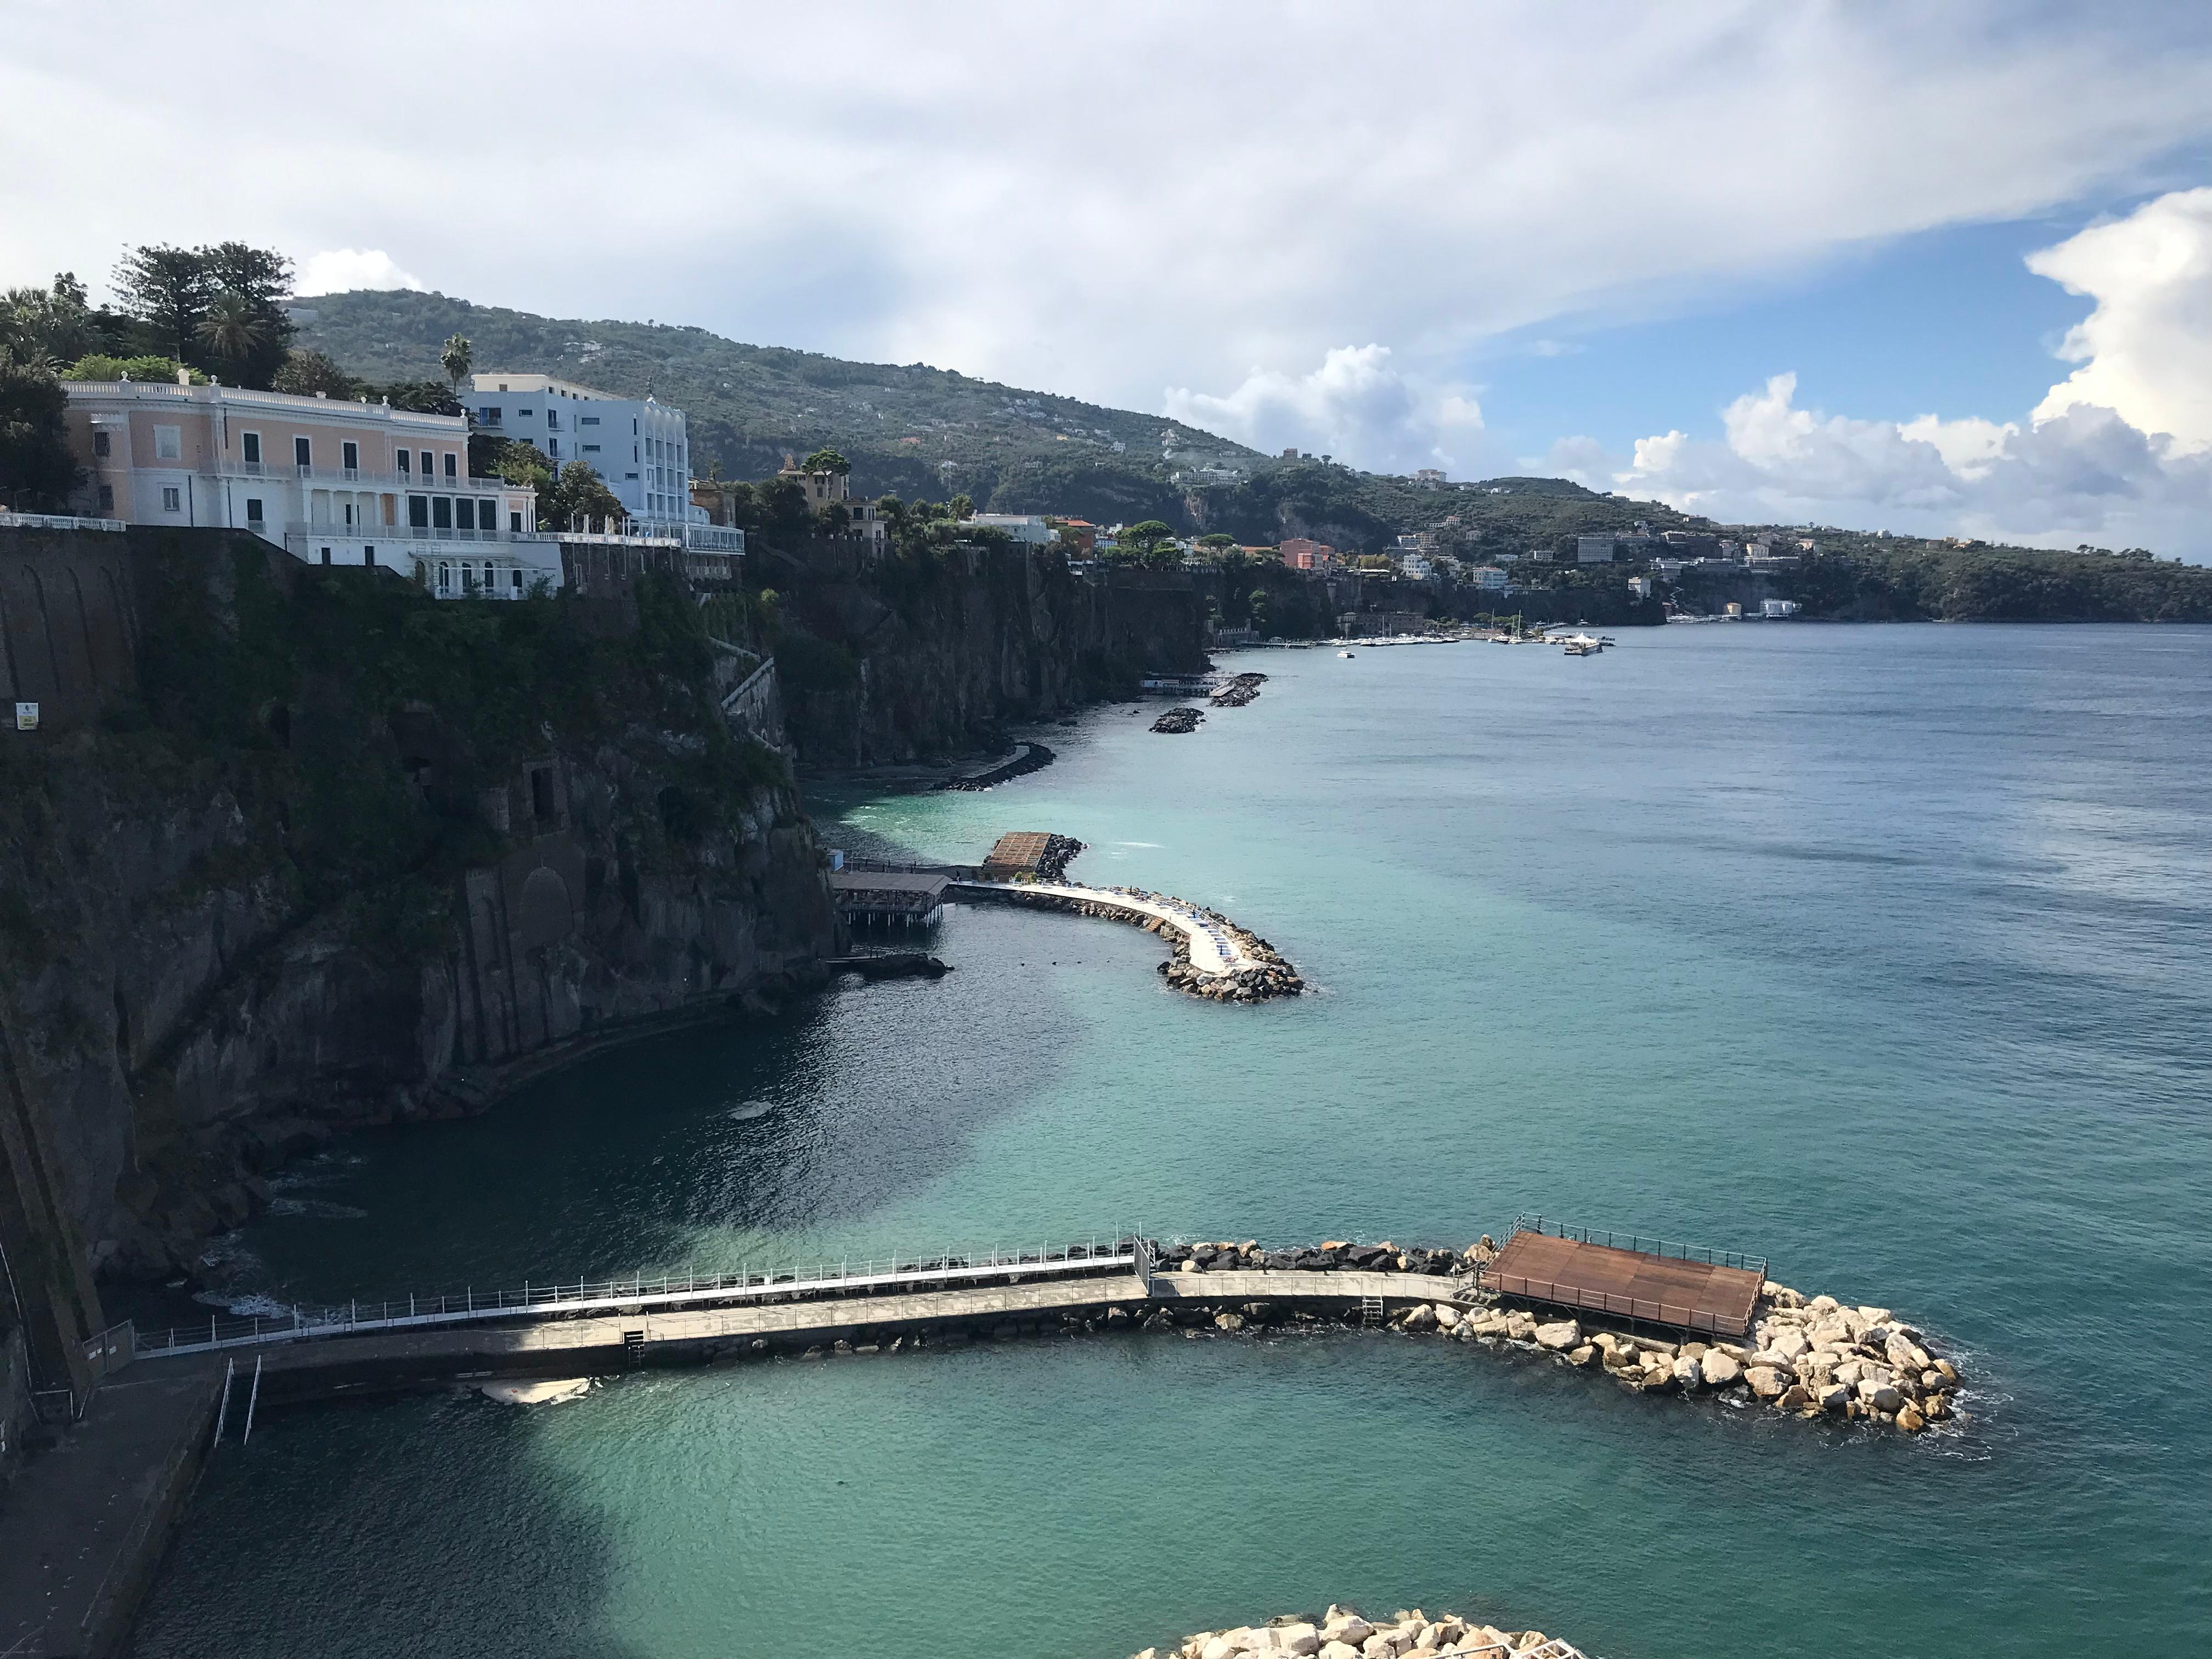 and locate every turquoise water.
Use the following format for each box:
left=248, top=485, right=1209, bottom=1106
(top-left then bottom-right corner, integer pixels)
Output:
left=132, top=626, right=2212, bottom=1657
